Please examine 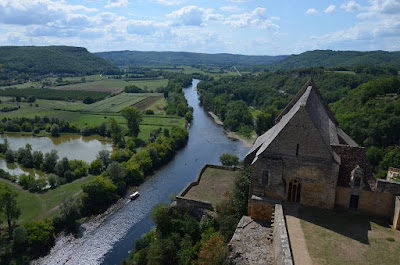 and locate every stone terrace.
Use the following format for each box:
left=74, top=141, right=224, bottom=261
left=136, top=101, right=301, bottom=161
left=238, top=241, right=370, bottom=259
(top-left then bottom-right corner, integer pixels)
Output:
left=183, top=166, right=241, bottom=206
